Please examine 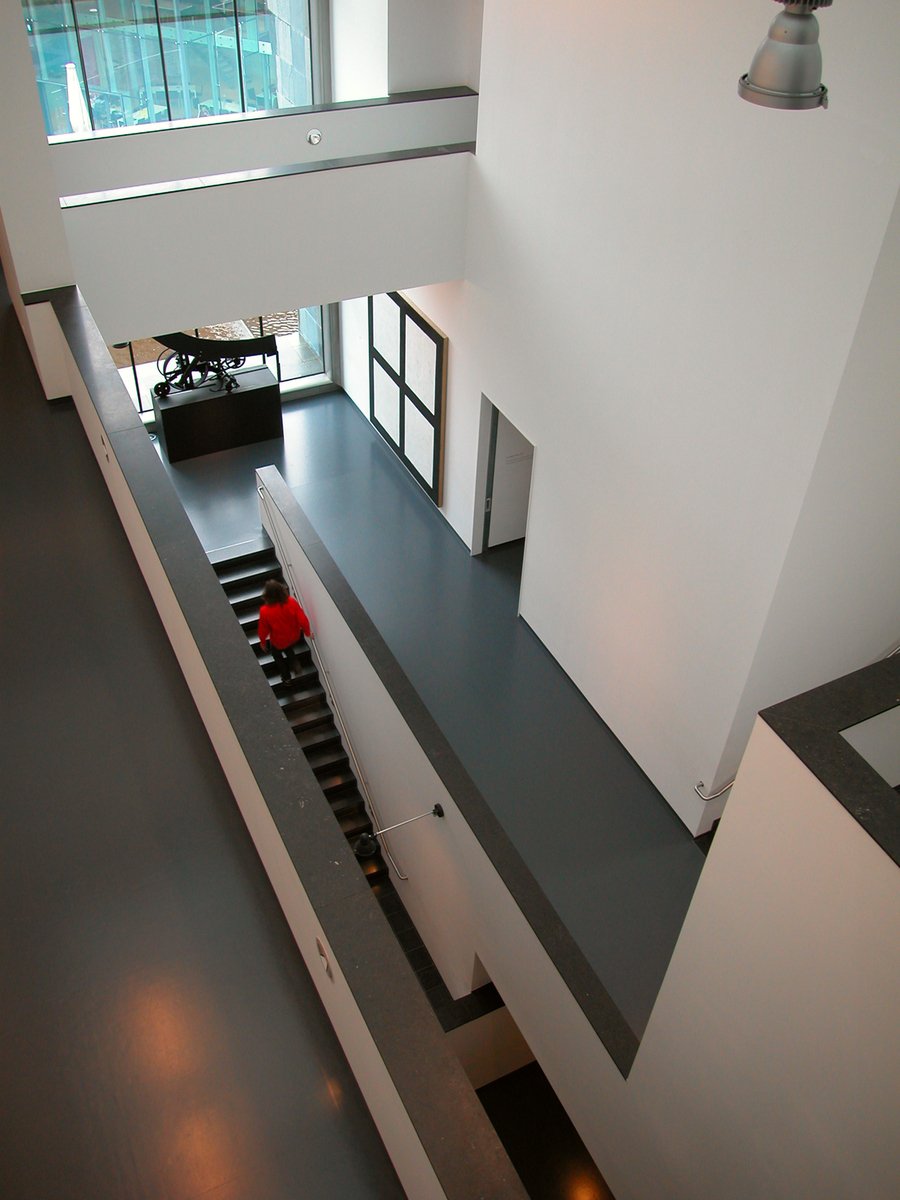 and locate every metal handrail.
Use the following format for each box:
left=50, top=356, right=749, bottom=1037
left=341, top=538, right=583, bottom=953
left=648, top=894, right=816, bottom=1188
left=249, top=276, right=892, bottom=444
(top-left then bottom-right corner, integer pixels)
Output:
left=696, top=638, right=900, bottom=802
left=694, top=778, right=734, bottom=802
left=257, top=484, right=409, bottom=879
